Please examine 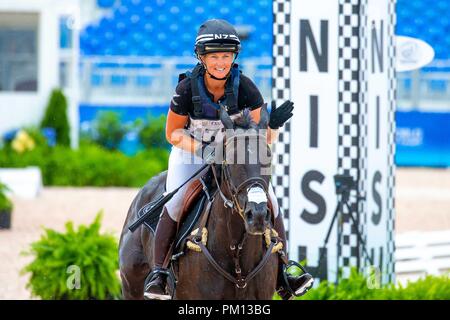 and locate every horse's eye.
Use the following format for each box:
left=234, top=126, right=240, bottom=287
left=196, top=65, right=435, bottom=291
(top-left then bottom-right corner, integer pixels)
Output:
left=238, top=193, right=247, bottom=204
